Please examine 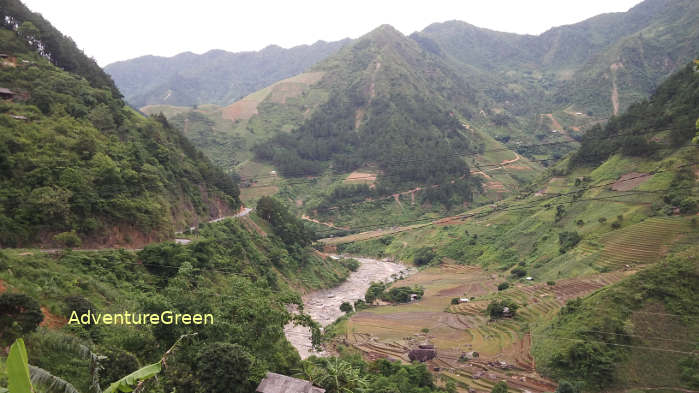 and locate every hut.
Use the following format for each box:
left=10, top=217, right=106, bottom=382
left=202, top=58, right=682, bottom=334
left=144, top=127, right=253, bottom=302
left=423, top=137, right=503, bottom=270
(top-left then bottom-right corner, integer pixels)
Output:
left=256, top=372, right=325, bottom=393
left=409, top=344, right=436, bottom=362
left=0, top=87, right=15, bottom=99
